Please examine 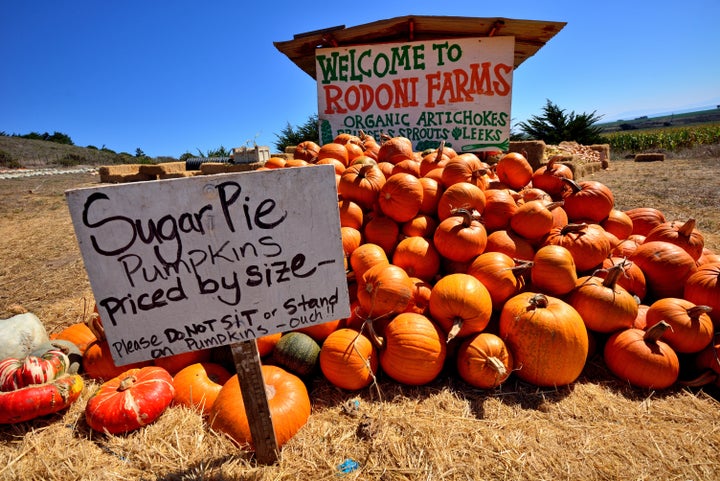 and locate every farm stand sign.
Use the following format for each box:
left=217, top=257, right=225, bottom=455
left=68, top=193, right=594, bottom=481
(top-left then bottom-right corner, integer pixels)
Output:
left=65, top=166, right=351, bottom=365
left=316, top=36, right=514, bottom=152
